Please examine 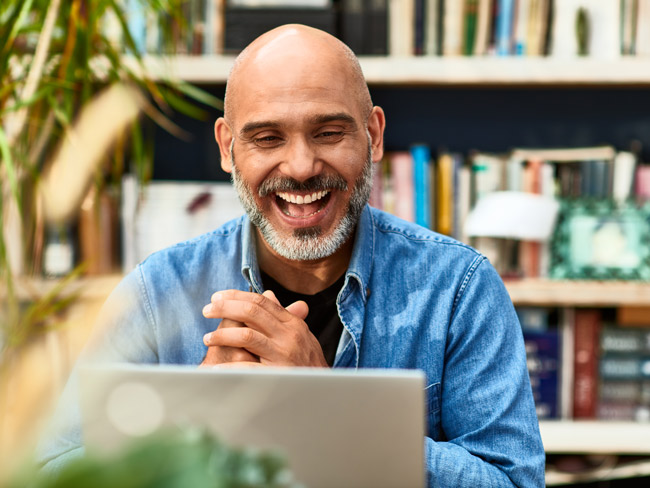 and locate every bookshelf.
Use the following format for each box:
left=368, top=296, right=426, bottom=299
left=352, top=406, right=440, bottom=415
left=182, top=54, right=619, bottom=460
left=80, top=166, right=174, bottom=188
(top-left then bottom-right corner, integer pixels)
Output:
left=140, top=55, right=650, bottom=86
